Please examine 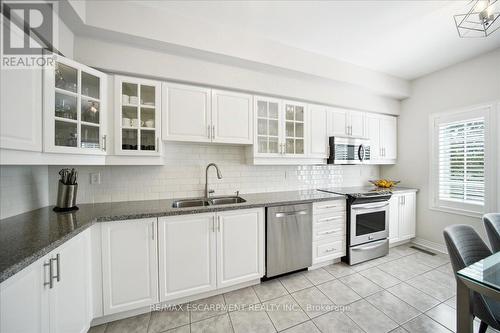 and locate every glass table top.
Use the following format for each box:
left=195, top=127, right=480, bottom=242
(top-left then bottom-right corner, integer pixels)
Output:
left=457, top=251, right=500, bottom=292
